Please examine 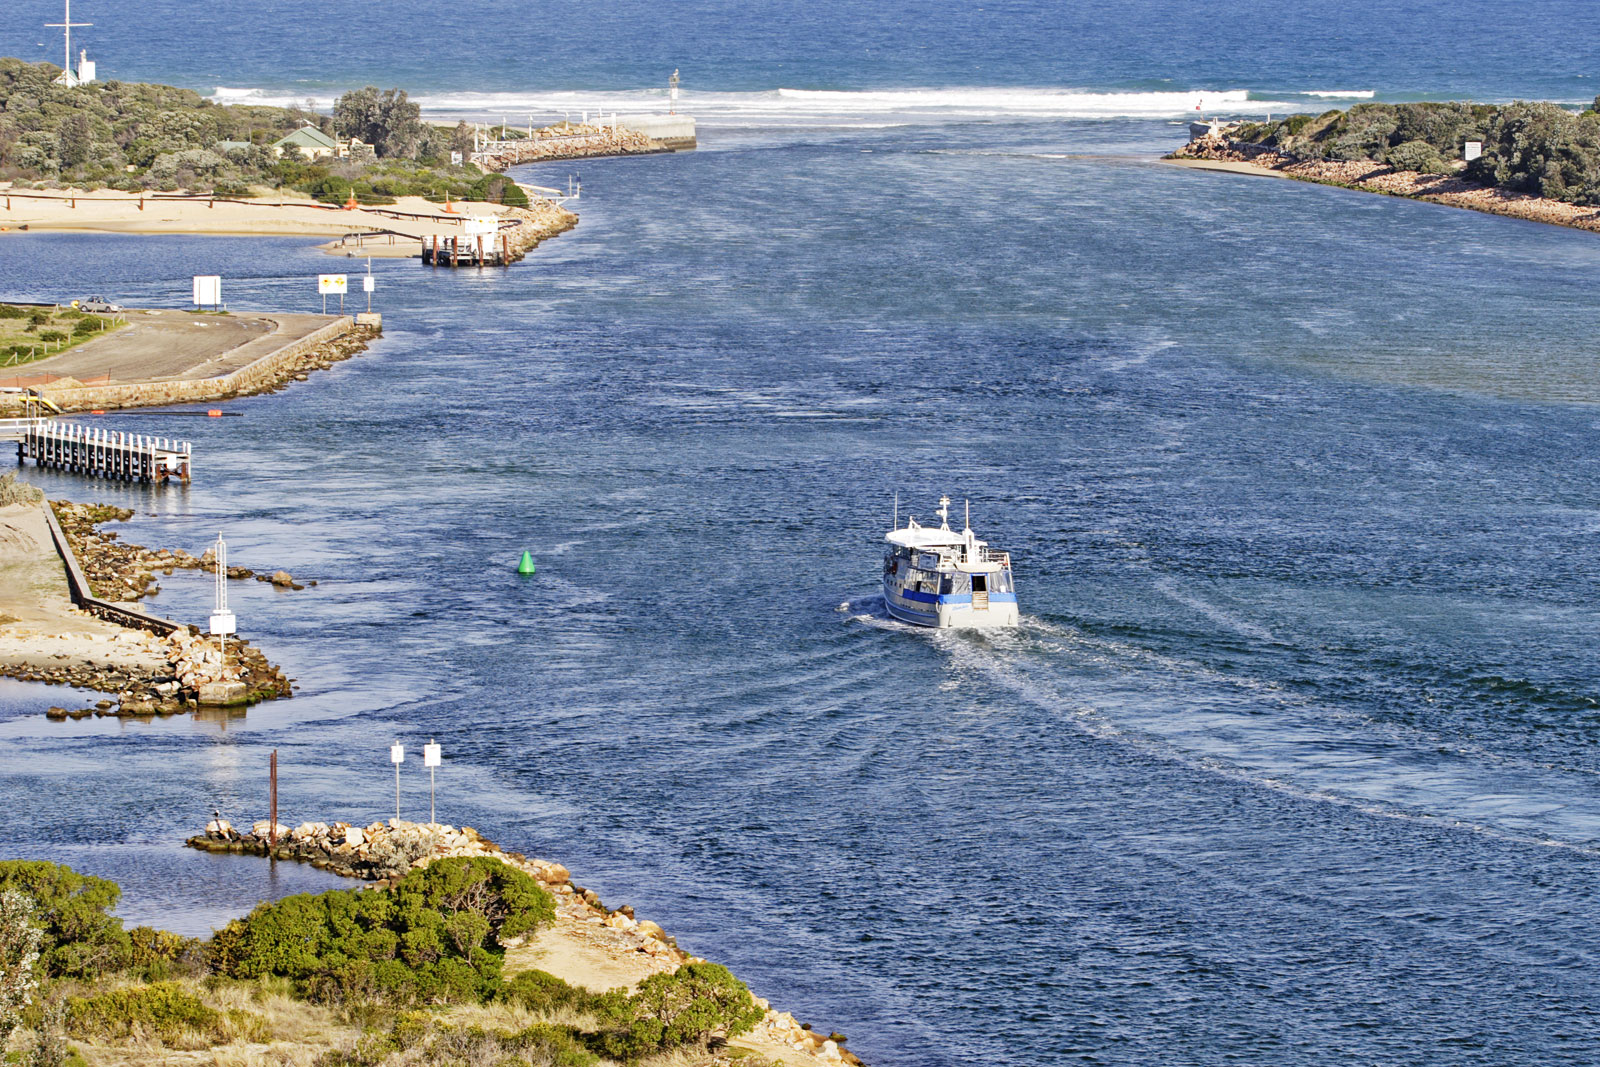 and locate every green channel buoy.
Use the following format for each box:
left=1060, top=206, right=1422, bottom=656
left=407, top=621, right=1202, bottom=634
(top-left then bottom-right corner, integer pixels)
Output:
left=517, top=550, right=536, bottom=575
